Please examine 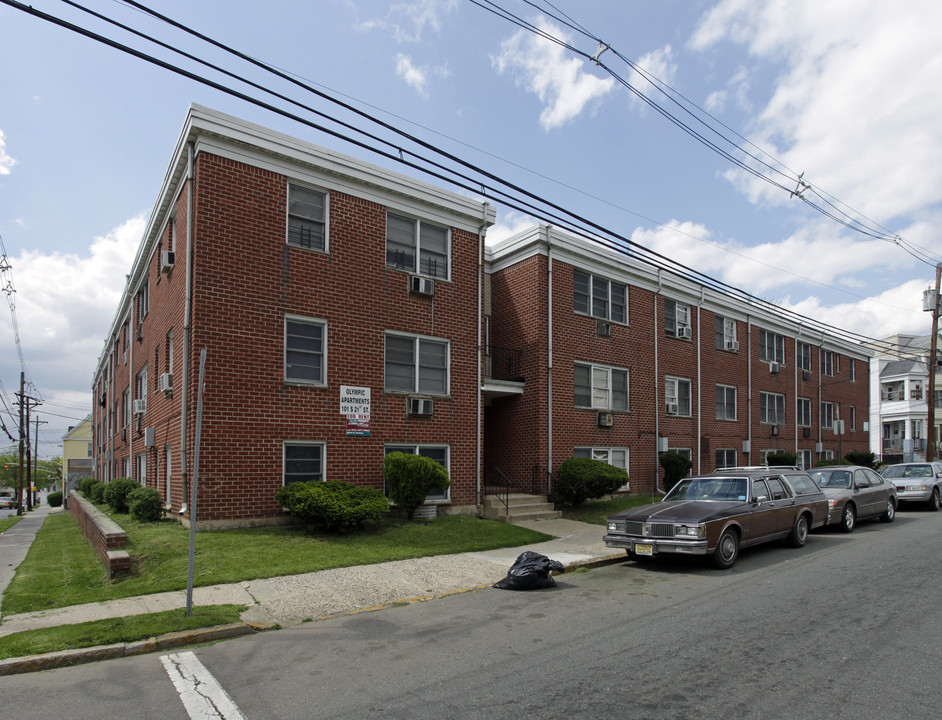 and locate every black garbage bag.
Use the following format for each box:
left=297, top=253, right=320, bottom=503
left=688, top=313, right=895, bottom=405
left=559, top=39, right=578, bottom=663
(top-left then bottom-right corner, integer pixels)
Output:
left=493, top=551, right=565, bottom=590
